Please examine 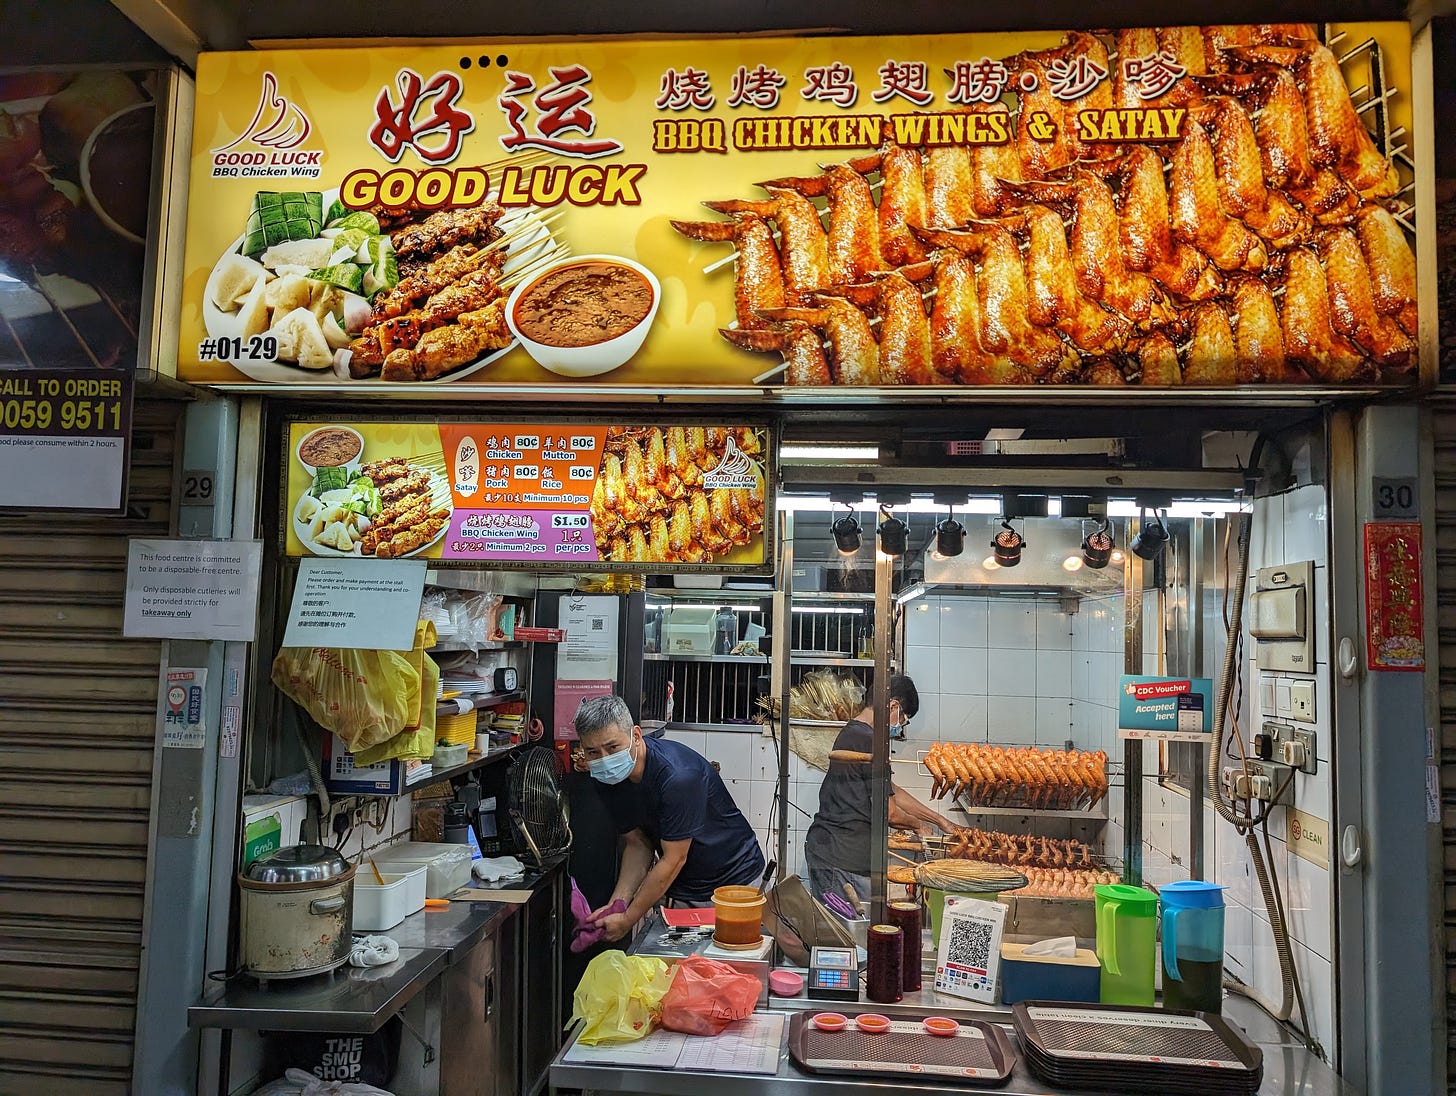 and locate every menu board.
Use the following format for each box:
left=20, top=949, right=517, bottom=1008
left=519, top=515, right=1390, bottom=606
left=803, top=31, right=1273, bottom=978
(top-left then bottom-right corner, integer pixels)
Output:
left=282, top=419, right=772, bottom=570
left=180, top=25, right=1416, bottom=393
